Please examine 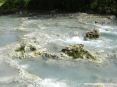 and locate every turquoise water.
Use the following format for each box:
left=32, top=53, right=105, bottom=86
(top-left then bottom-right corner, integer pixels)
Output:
left=0, top=14, right=117, bottom=87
